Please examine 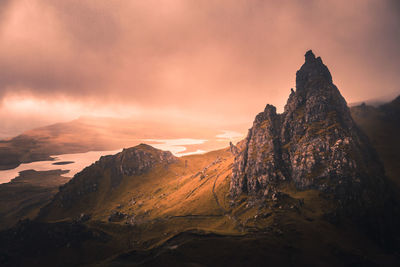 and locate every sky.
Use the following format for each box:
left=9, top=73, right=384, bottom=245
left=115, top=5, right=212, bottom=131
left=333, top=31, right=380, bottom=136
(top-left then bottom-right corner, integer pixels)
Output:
left=0, top=0, right=399, bottom=138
